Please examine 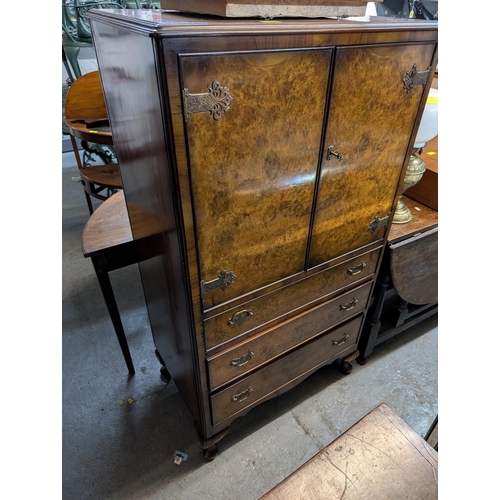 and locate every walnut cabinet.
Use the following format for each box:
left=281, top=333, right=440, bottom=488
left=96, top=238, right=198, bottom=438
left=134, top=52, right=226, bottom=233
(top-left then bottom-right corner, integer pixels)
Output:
left=88, top=9, right=438, bottom=458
